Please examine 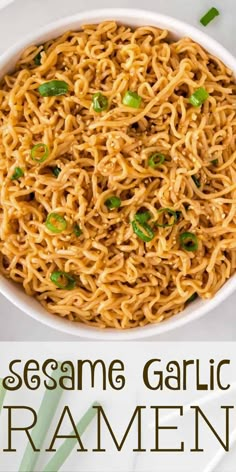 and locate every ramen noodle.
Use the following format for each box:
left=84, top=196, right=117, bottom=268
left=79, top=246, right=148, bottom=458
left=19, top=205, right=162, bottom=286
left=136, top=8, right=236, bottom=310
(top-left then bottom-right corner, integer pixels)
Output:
left=0, top=21, right=236, bottom=329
